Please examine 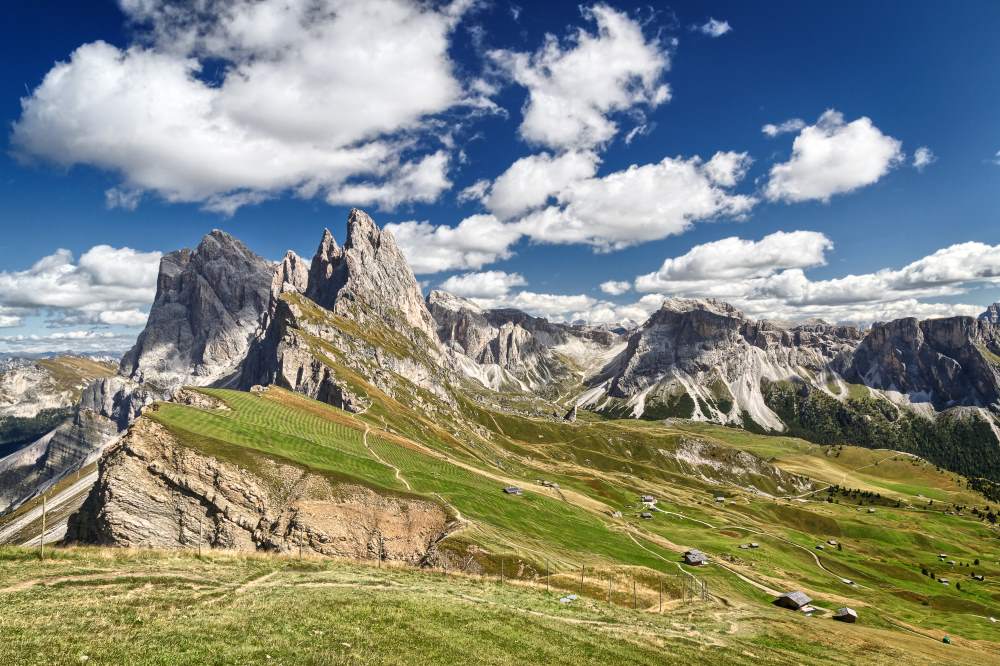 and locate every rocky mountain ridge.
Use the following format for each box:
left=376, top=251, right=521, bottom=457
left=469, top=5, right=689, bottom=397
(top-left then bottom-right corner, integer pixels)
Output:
left=579, top=298, right=863, bottom=429
left=427, top=289, right=624, bottom=392
left=120, top=229, right=274, bottom=389
left=240, top=209, right=452, bottom=413
left=0, top=231, right=275, bottom=518
left=7, top=208, right=1000, bottom=548
left=66, top=412, right=451, bottom=562
left=980, top=302, right=1000, bottom=325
